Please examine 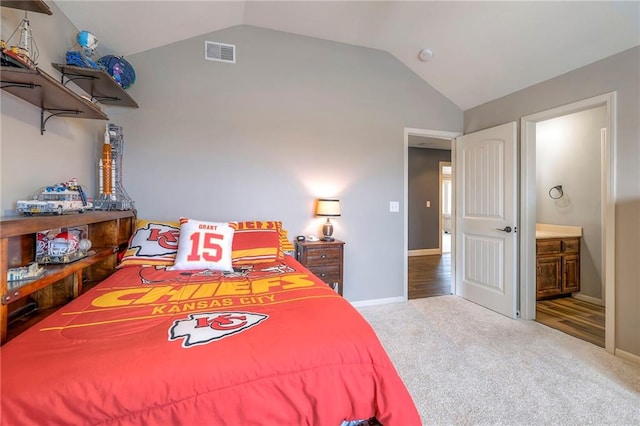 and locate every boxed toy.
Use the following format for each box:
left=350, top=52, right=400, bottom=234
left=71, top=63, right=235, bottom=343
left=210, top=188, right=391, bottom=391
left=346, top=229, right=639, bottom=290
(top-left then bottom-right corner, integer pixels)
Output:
left=36, top=225, right=92, bottom=264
